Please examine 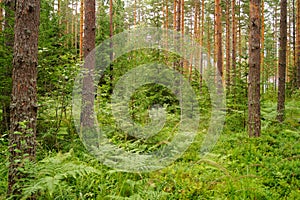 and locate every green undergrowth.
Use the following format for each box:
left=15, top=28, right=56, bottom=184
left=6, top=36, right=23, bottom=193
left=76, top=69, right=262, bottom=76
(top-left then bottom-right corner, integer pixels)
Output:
left=0, top=97, right=300, bottom=199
